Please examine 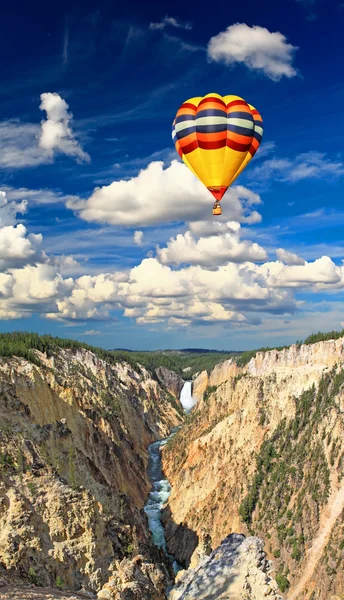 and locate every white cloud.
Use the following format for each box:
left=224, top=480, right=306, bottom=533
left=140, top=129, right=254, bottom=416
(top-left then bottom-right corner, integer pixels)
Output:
left=67, top=161, right=263, bottom=227
left=39, top=93, right=90, bottom=163
left=276, top=248, right=305, bottom=265
left=133, top=230, right=144, bottom=246
left=3, top=186, right=78, bottom=206
left=251, top=152, right=344, bottom=182
left=3, top=185, right=344, bottom=330
left=81, top=329, right=102, bottom=336
left=0, top=93, right=90, bottom=169
left=0, top=121, right=48, bottom=168
left=260, top=256, right=344, bottom=289
left=0, top=224, right=43, bottom=271
left=156, top=224, right=267, bottom=267
left=0, top=190, right=27, bottom=227
left=149, top=16, right=192, bottom=30
left=188, top=220, right=239, bottom=238
left=207, top=23, right=298, bottom=80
